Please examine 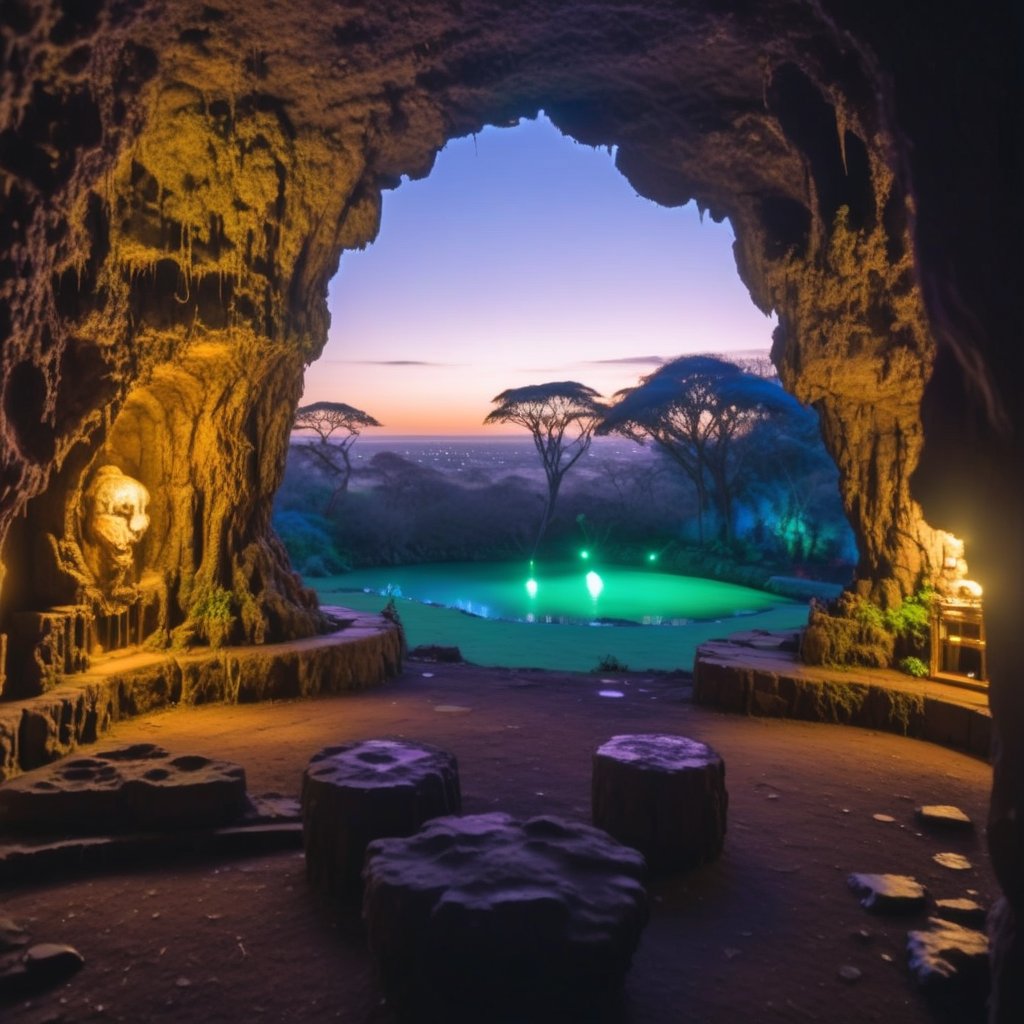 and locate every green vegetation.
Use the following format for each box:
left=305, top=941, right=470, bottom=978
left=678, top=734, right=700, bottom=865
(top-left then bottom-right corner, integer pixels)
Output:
left=886, top=689, right=925, bottom=734
left=594, top=654, right=629, bottom=673
left=898, top=655, right=929, bottom=679
left=188, top=585, right=235, bottom=649
left=804, top=587, right=936, bottom=671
